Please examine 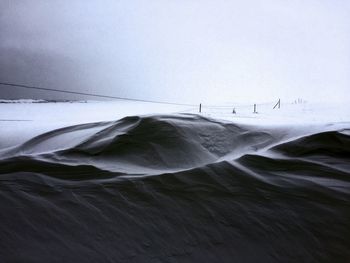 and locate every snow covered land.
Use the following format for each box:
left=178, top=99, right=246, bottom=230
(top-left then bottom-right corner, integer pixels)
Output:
left=0, top=99, right=349, bottom=262
left=0, top=99, right=349, bottom=149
